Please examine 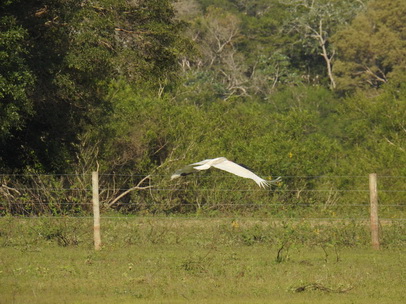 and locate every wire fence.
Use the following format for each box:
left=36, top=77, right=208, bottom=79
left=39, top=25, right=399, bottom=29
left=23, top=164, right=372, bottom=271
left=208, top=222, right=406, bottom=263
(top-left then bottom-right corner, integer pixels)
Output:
left=1, top=173, right=406, bottom=221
